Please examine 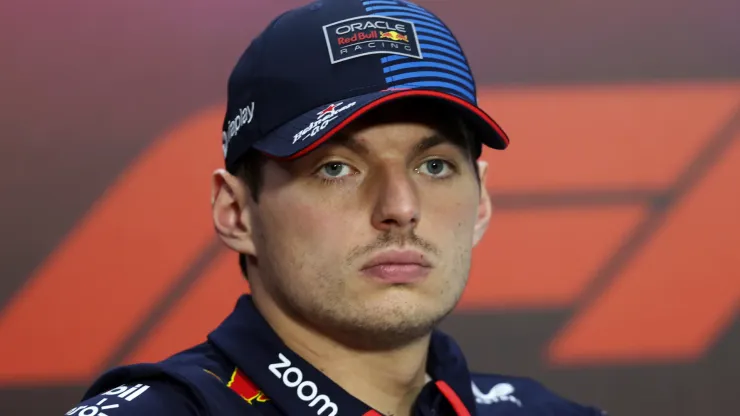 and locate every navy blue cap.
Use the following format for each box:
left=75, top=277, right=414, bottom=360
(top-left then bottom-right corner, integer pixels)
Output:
left=221, top=0, right=509, bottom=172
